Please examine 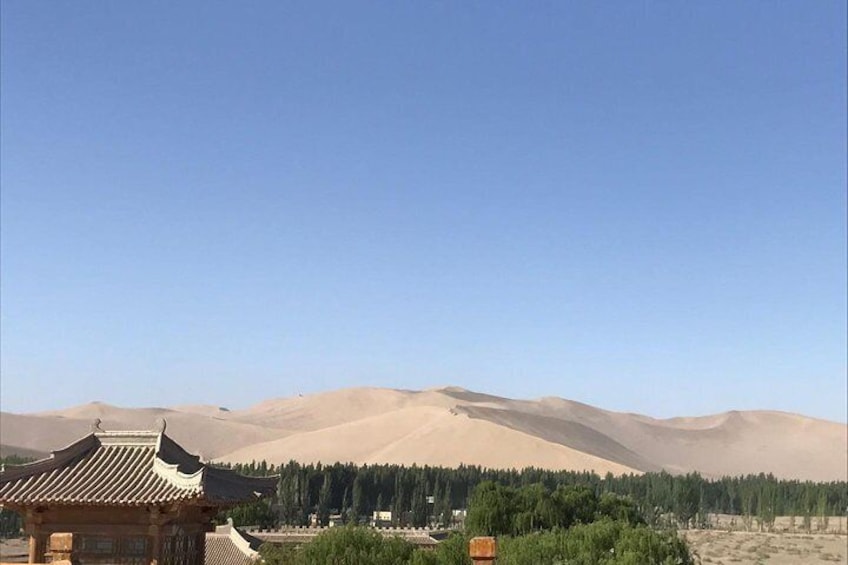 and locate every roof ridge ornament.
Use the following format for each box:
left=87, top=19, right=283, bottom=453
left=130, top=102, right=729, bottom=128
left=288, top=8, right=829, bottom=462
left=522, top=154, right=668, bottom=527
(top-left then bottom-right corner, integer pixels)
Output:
left=154, top=418, right=167, bottom=434
left=90, top=418, right=103, bottom=432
